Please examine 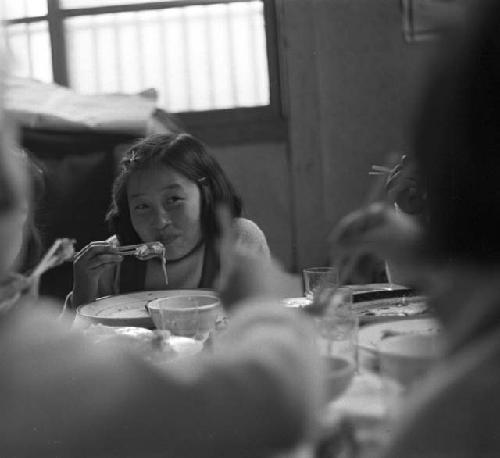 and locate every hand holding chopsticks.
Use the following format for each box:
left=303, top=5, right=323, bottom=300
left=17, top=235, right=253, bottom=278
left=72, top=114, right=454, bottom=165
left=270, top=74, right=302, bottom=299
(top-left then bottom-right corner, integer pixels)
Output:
left=329, top=154, right=402, bottom=286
